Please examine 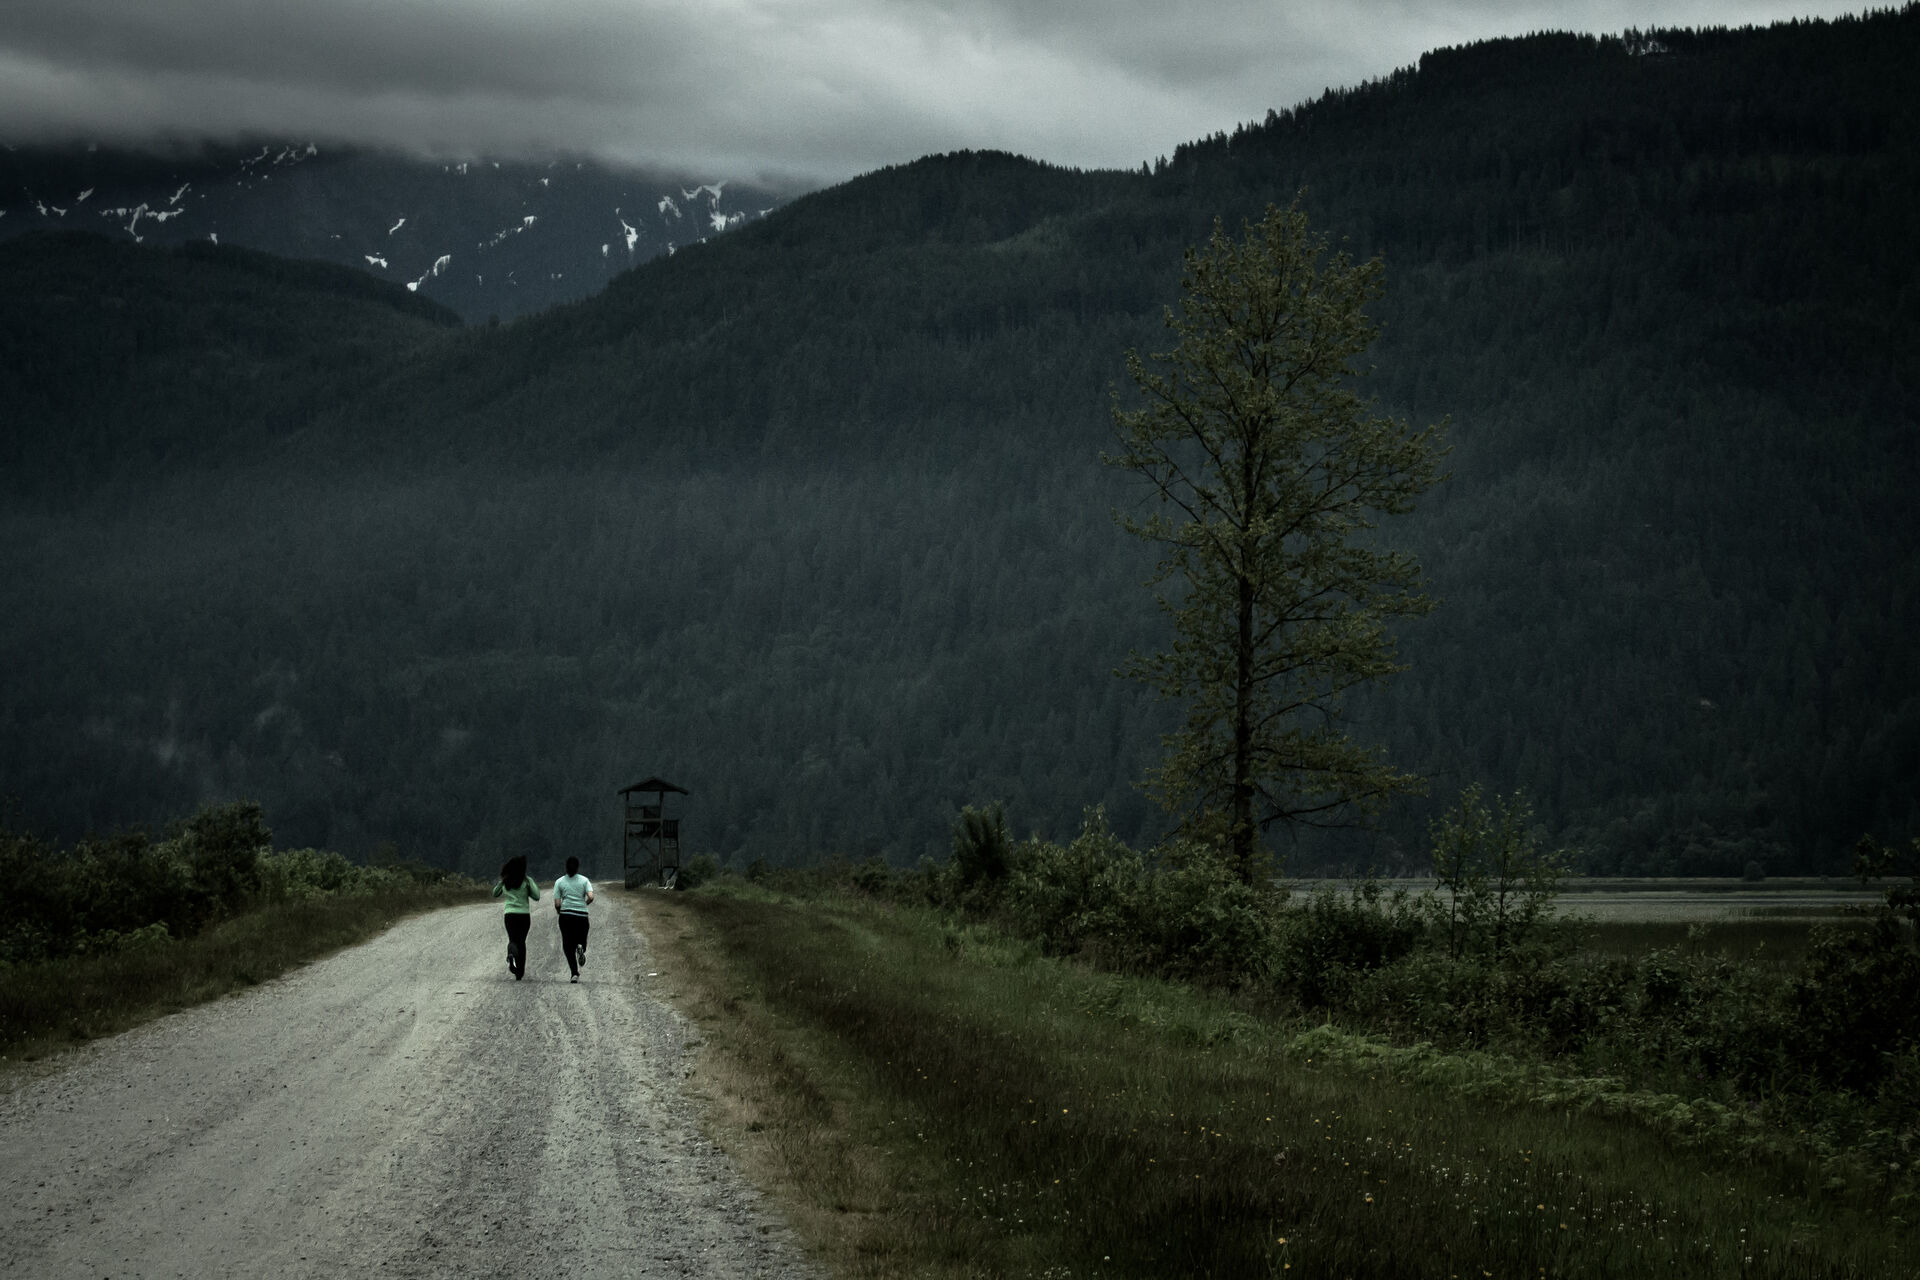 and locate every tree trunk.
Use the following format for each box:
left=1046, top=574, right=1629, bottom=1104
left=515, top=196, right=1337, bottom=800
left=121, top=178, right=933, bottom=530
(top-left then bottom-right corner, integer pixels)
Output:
left=1233, top=567, right=1256, bottom=883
